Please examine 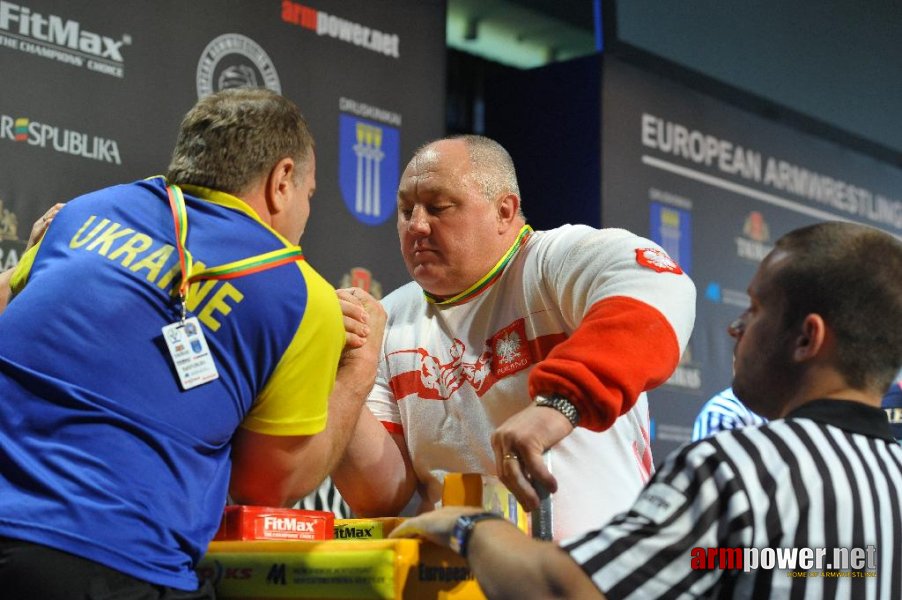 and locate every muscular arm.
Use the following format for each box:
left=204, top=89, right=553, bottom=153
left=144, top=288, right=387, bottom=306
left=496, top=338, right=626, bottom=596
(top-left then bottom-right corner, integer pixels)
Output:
left=229, top=360, right=380, bottom=506
left=229, top=287, right=386, bottom=507
left=330, top=289, right=420, bottom=517
left=331, top=408, right=417, bottom=516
